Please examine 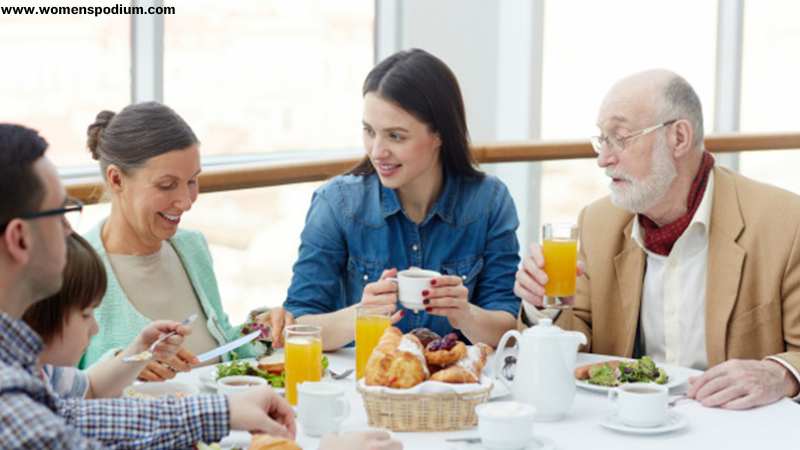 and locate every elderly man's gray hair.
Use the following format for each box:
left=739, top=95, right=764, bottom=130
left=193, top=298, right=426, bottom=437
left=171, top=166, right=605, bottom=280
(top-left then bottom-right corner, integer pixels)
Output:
left=660, top=76, right=704, bottom=150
